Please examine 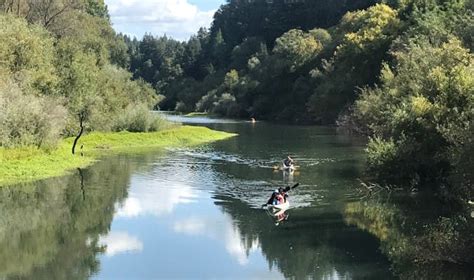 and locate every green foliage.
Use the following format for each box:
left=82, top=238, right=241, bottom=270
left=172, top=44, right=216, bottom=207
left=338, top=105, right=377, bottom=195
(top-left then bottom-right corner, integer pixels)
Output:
left=308, top=28, right=332, bottom=47
left=0, top=2, right=163, bottom=151
left=365, top=137, right=399, bottom=178
left=308, top=4, right=400, bottom=123
left=0, top=14, right=57, bottom=95
left=112, top=105, right=172, bottom=133
left=336, top=4, right=400, bottom=55
left=223, top=69, right=239, bottom=89
left=212, top=93, right=239, bottom=116
left=124, top=0, right=379, bottom=120
left=230, top=37, right=267, bottom=70
left=0, top=78, right=66, bottom=148
left=196, top=90, right=218, bottom=112
left=85, top=0, right=109, bottom=19
left=273, top=29, right=323, bottom=72
left=354, top=39, right=474, bottom=185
